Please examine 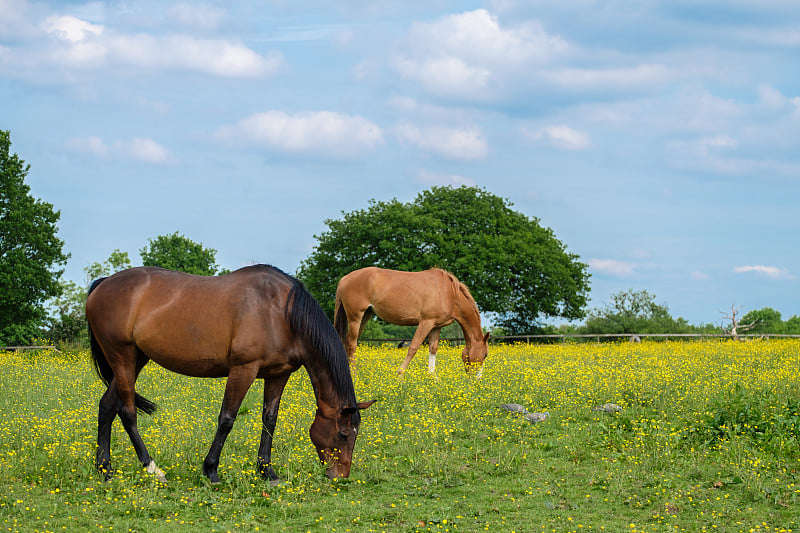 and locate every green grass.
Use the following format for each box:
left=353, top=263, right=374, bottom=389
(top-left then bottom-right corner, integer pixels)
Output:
left=1, top=341, right=799, bottom=532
